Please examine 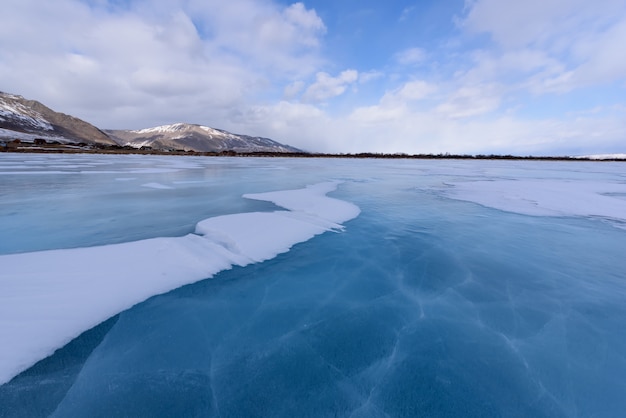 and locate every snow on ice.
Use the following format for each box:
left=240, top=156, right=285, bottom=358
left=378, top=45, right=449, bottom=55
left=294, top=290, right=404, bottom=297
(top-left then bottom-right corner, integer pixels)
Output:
left=0, top=181, right=359, bottom=385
